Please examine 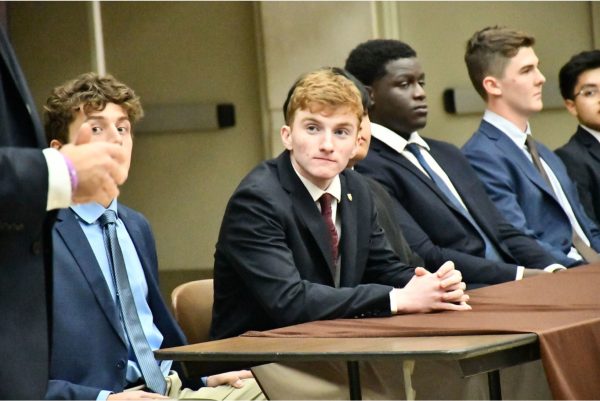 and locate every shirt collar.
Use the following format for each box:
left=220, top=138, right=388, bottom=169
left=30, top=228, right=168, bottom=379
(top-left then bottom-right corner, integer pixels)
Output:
left=290, top=161, right=341, bottom=203
left=71, top=199, right=118, bottom=225
left=371, top=122, right=430, bottom=153
left=580, top=124, right=600, bottom=144
left=483, top=109, right=532, bottom=148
